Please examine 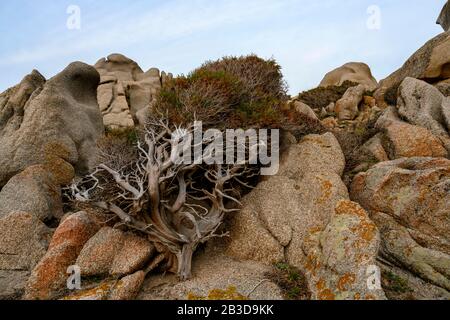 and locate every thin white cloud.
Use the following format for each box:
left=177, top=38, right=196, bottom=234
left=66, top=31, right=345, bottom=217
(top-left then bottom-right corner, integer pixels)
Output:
left=0, top=0, right=298, bottom=66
